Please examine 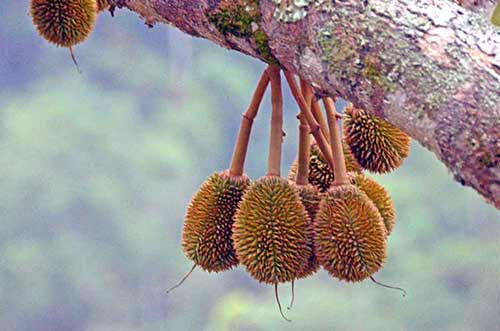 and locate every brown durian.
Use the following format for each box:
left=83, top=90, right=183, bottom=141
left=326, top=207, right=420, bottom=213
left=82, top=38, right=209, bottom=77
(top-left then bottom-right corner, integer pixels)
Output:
left=348, top=172, right=396, bottom=235
left=30, top=0, right=97, bottom=48
left=182, top=171, right=250, bottom=272
left=314, top=184, right=387, bottom=282
left=343, top=105, right=411, bottom=174
left=233, top=176, right=311, bottom=285
left=289, top=142, right=362, bottom=193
